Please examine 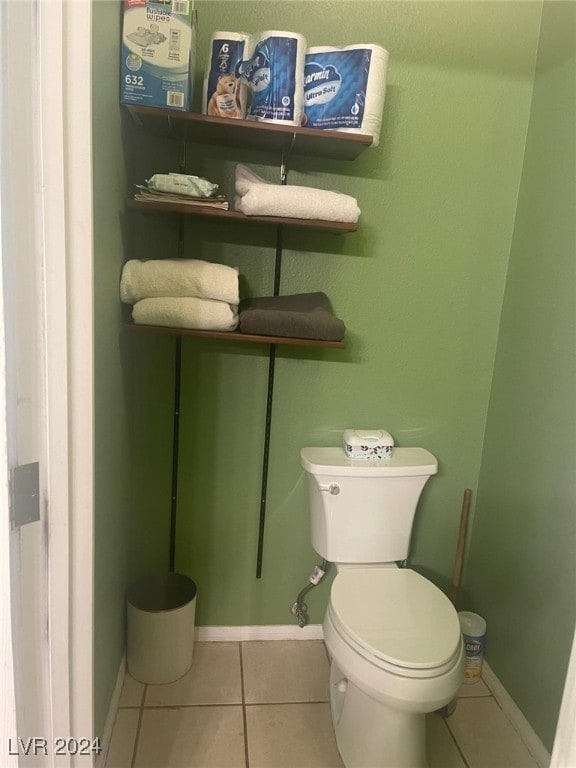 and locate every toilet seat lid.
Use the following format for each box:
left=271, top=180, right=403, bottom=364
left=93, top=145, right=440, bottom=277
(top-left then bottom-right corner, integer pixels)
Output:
left=330, top=568, right=461, bottom=670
